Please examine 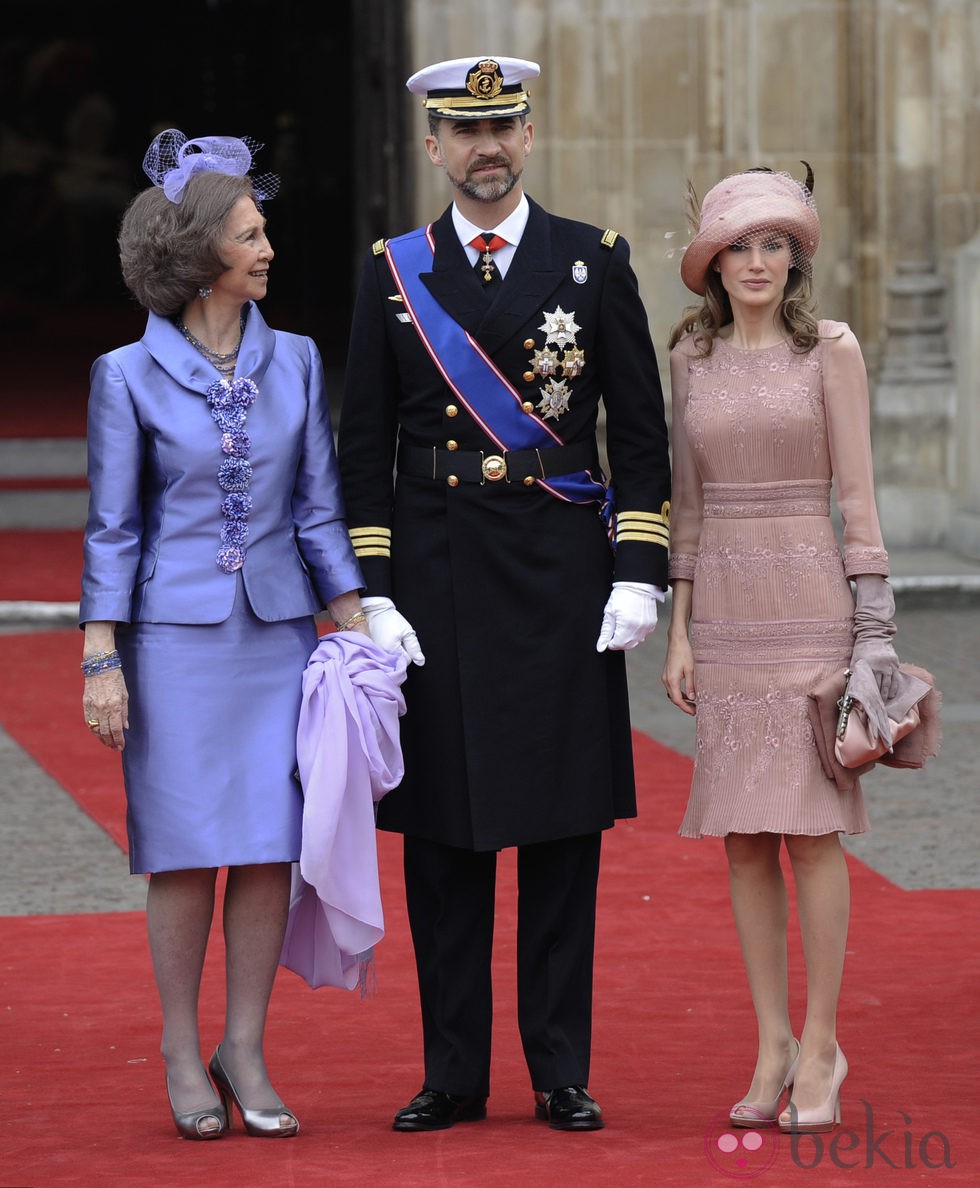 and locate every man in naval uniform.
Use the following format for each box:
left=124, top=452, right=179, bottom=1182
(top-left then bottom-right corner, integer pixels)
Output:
left=338, top=55, right=670, bottom=1133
